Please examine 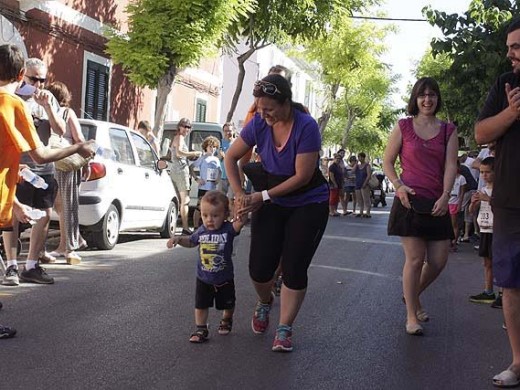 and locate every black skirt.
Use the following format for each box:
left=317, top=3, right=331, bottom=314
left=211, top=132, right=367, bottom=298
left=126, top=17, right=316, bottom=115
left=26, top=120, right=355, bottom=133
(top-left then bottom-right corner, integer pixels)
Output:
left=388, top=197, right=454, bottom=241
